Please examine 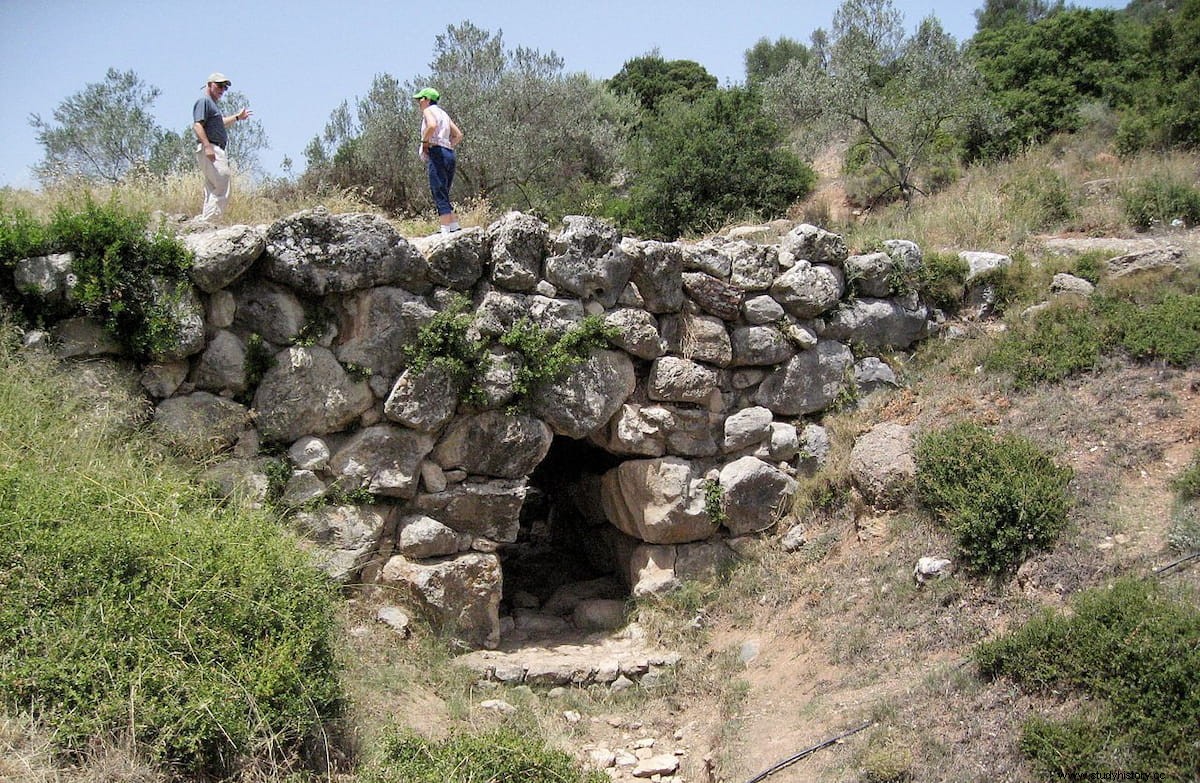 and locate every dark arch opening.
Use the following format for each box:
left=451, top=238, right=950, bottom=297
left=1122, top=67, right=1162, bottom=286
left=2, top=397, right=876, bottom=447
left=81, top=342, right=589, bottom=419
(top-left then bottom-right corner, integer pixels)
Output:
left=499, top=436, right=630, bottom=642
